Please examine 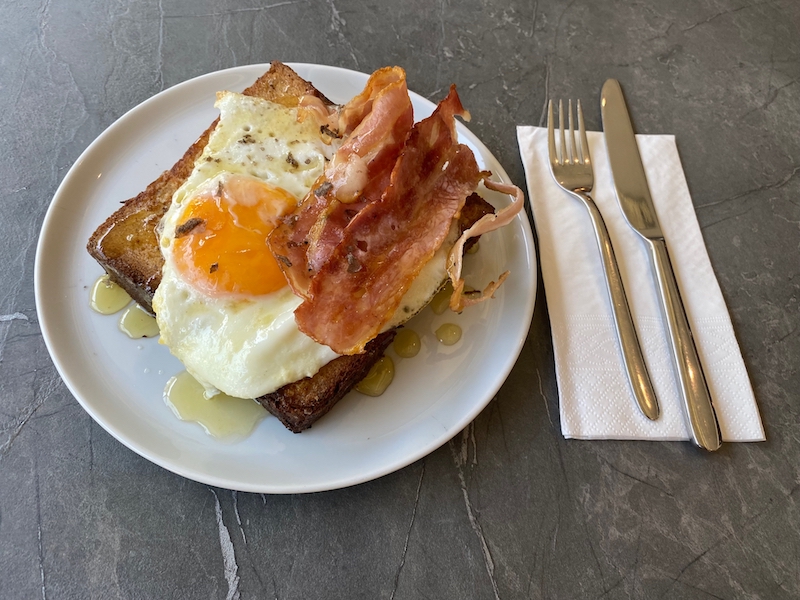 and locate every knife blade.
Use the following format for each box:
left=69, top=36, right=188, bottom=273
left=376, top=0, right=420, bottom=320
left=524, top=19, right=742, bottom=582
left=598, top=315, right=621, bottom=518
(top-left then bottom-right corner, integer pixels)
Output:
left=600, top=78, right=722, bottom=451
